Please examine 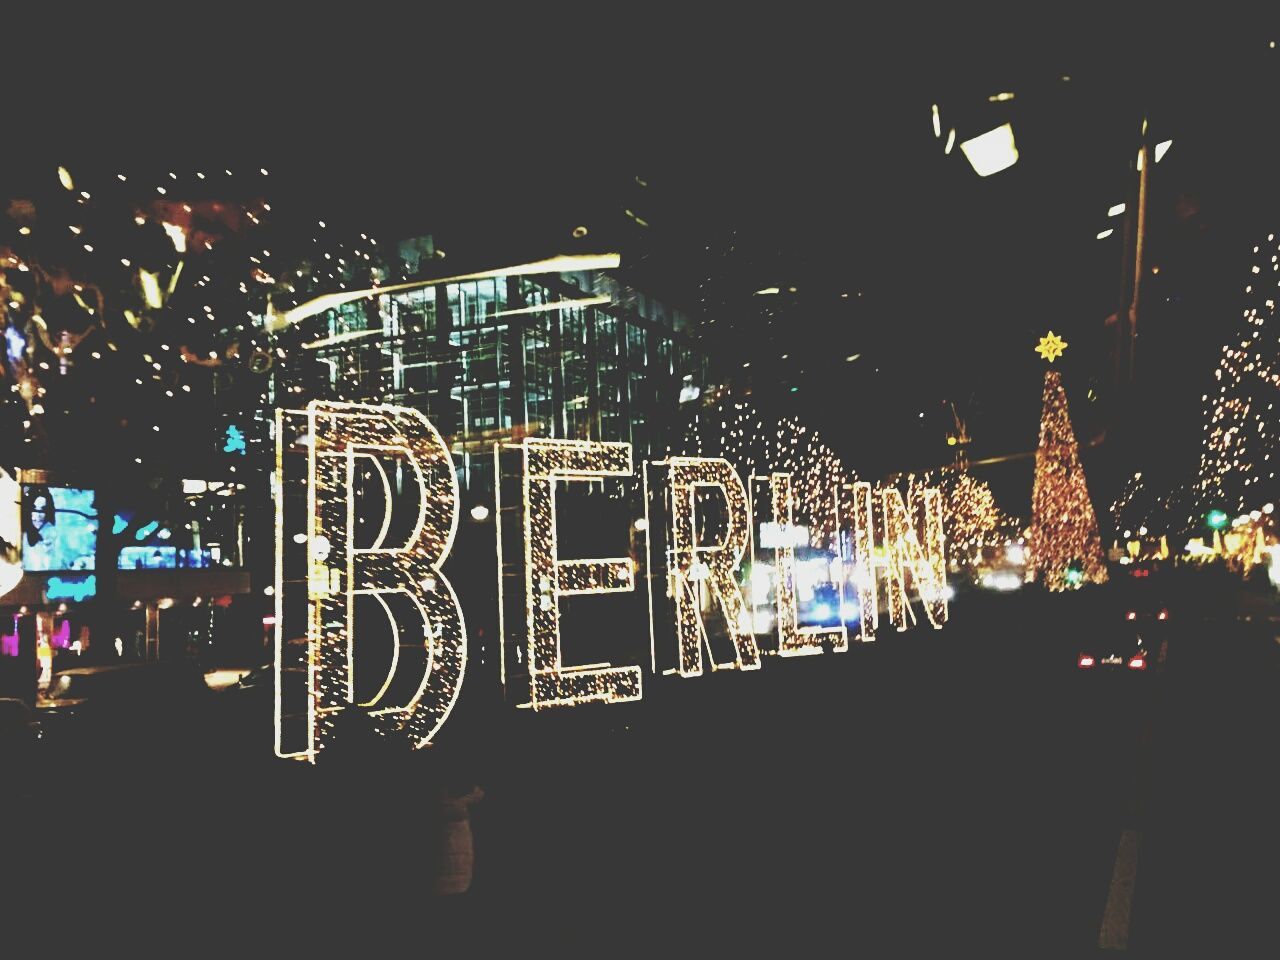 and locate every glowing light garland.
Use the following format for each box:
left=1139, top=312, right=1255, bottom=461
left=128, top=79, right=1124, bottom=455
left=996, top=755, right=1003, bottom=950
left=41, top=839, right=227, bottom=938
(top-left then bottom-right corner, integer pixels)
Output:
left=850, top=481, right=880, bottom=641
left=668, top=457, right=760, bottom=676
left=522, top=438, right=642, bottom=709
left=276, top=401, right=465, bottom=759
left=770, top=472, right=847, bottom=655
left=879, top=486, right=949, bottom=629
left=851, top=481, right=949, bottom=634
